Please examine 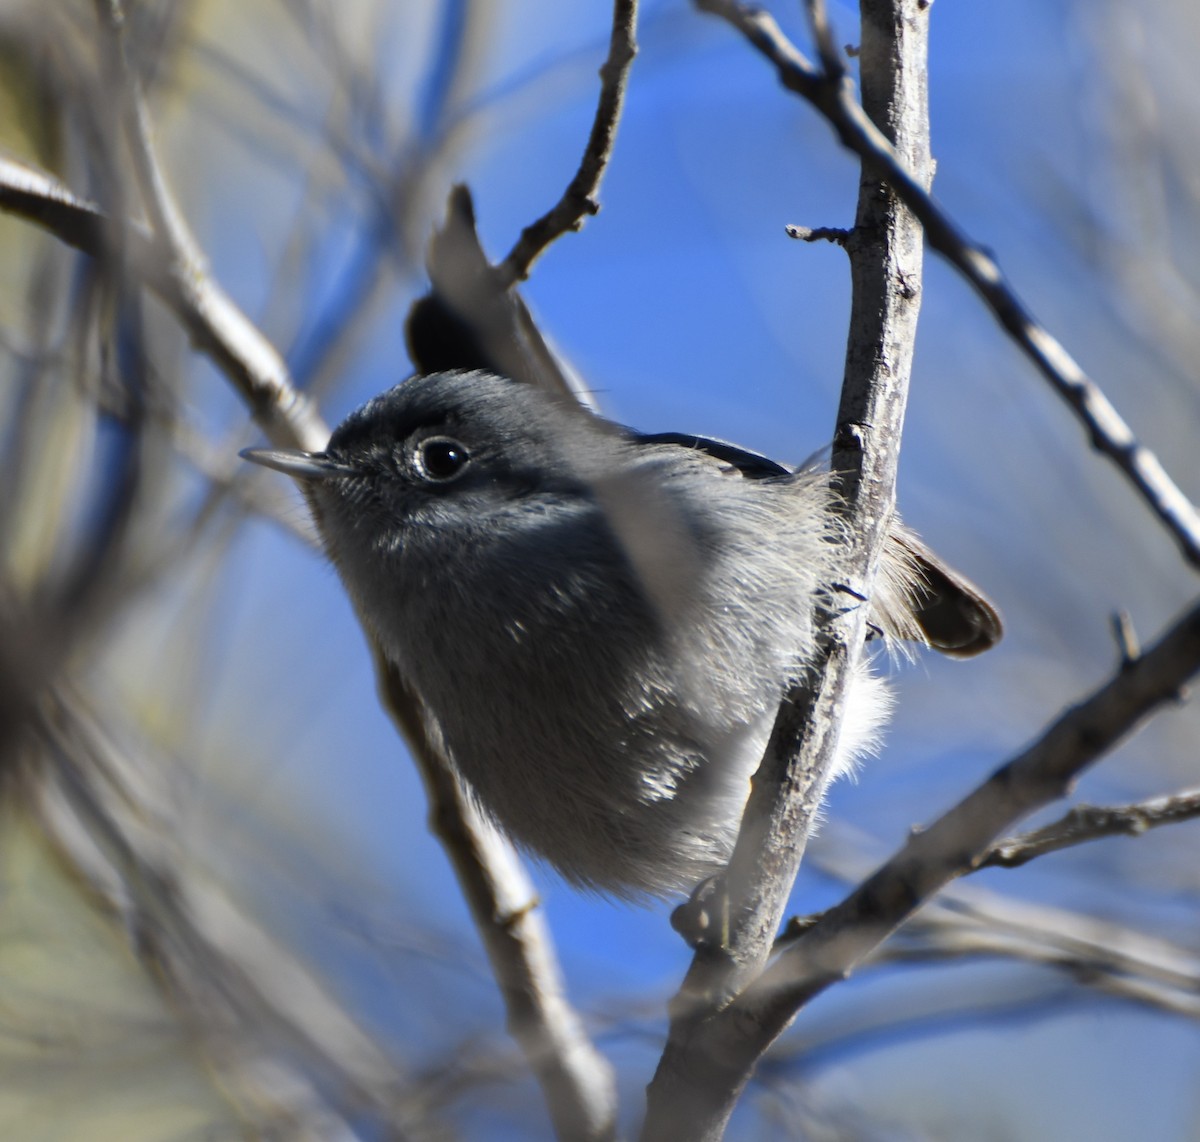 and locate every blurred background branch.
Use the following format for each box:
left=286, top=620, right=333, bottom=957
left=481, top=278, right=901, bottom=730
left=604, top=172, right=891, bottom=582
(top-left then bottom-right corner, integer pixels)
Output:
left=0, top=2, right=618, bottom=1138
